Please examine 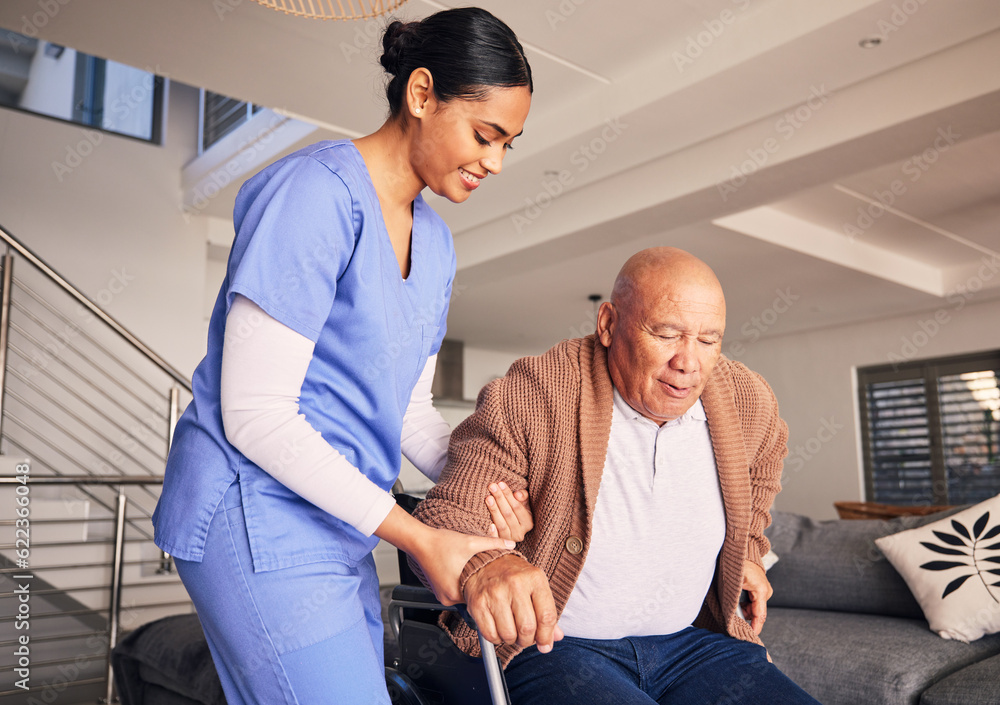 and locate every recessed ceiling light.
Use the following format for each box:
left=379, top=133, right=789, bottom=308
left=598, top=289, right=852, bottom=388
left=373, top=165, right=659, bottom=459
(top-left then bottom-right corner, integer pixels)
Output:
left=859, top=37, right=882, bottom=49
